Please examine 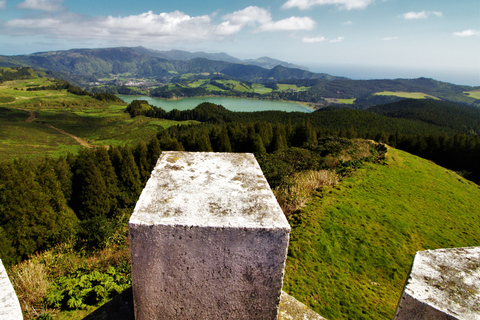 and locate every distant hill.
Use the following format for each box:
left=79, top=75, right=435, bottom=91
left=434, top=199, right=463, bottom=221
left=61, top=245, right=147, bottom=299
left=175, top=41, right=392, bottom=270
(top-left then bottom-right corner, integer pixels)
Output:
left=1, top=47, right=478, bottom=108
left=243, top=56, right=308, bottom=70
left=0, top=47, right=321, bottom=83
left=367, top=99, right=480, bottom=135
